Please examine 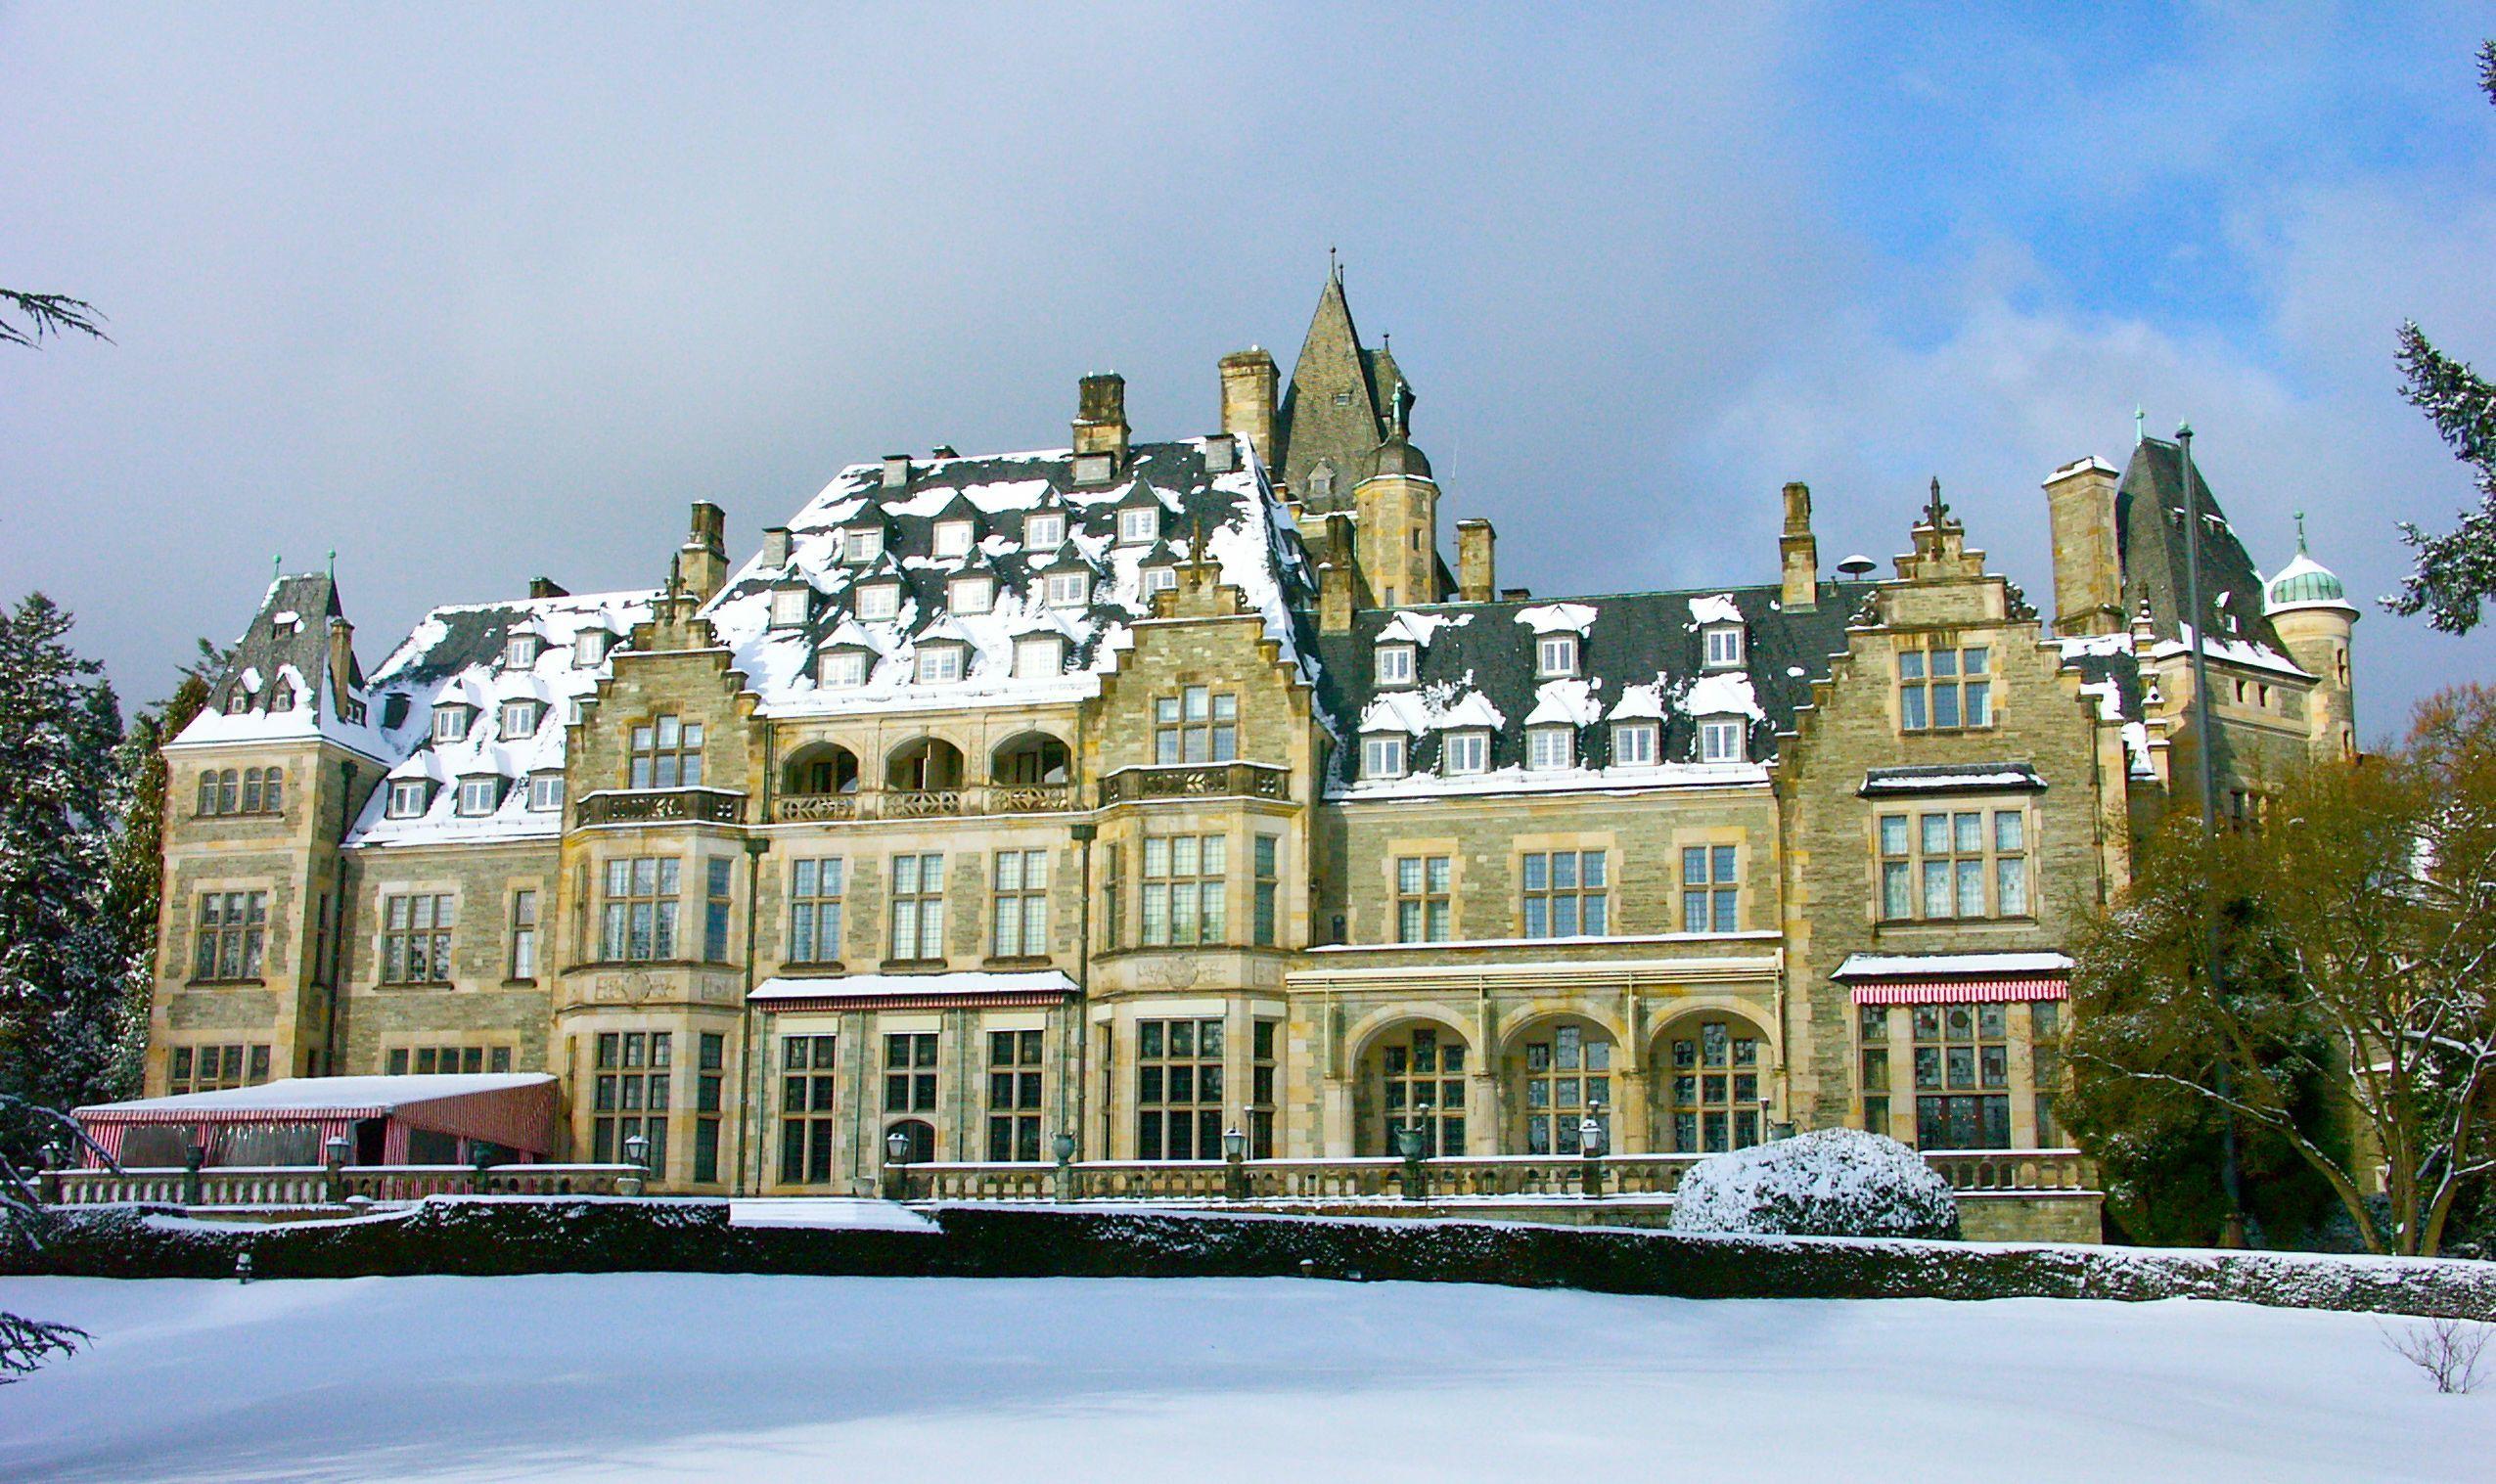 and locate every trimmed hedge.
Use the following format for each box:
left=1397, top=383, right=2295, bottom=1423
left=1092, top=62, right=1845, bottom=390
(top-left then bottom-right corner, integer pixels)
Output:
left=9, top=1198, right=2494, bottom=1321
